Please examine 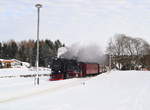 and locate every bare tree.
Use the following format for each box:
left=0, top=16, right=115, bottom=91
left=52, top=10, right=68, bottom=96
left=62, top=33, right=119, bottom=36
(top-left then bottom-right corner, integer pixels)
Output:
left=107, top=34, right=128, bottom=69
left=107, top=34, right=150, bottom=70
